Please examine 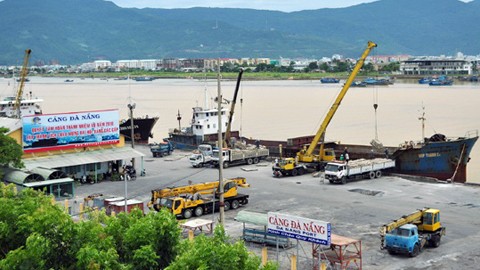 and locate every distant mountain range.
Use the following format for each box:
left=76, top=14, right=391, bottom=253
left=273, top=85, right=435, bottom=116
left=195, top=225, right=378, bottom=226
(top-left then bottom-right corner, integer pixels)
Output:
left=1, top=0, right=479, bottom=65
